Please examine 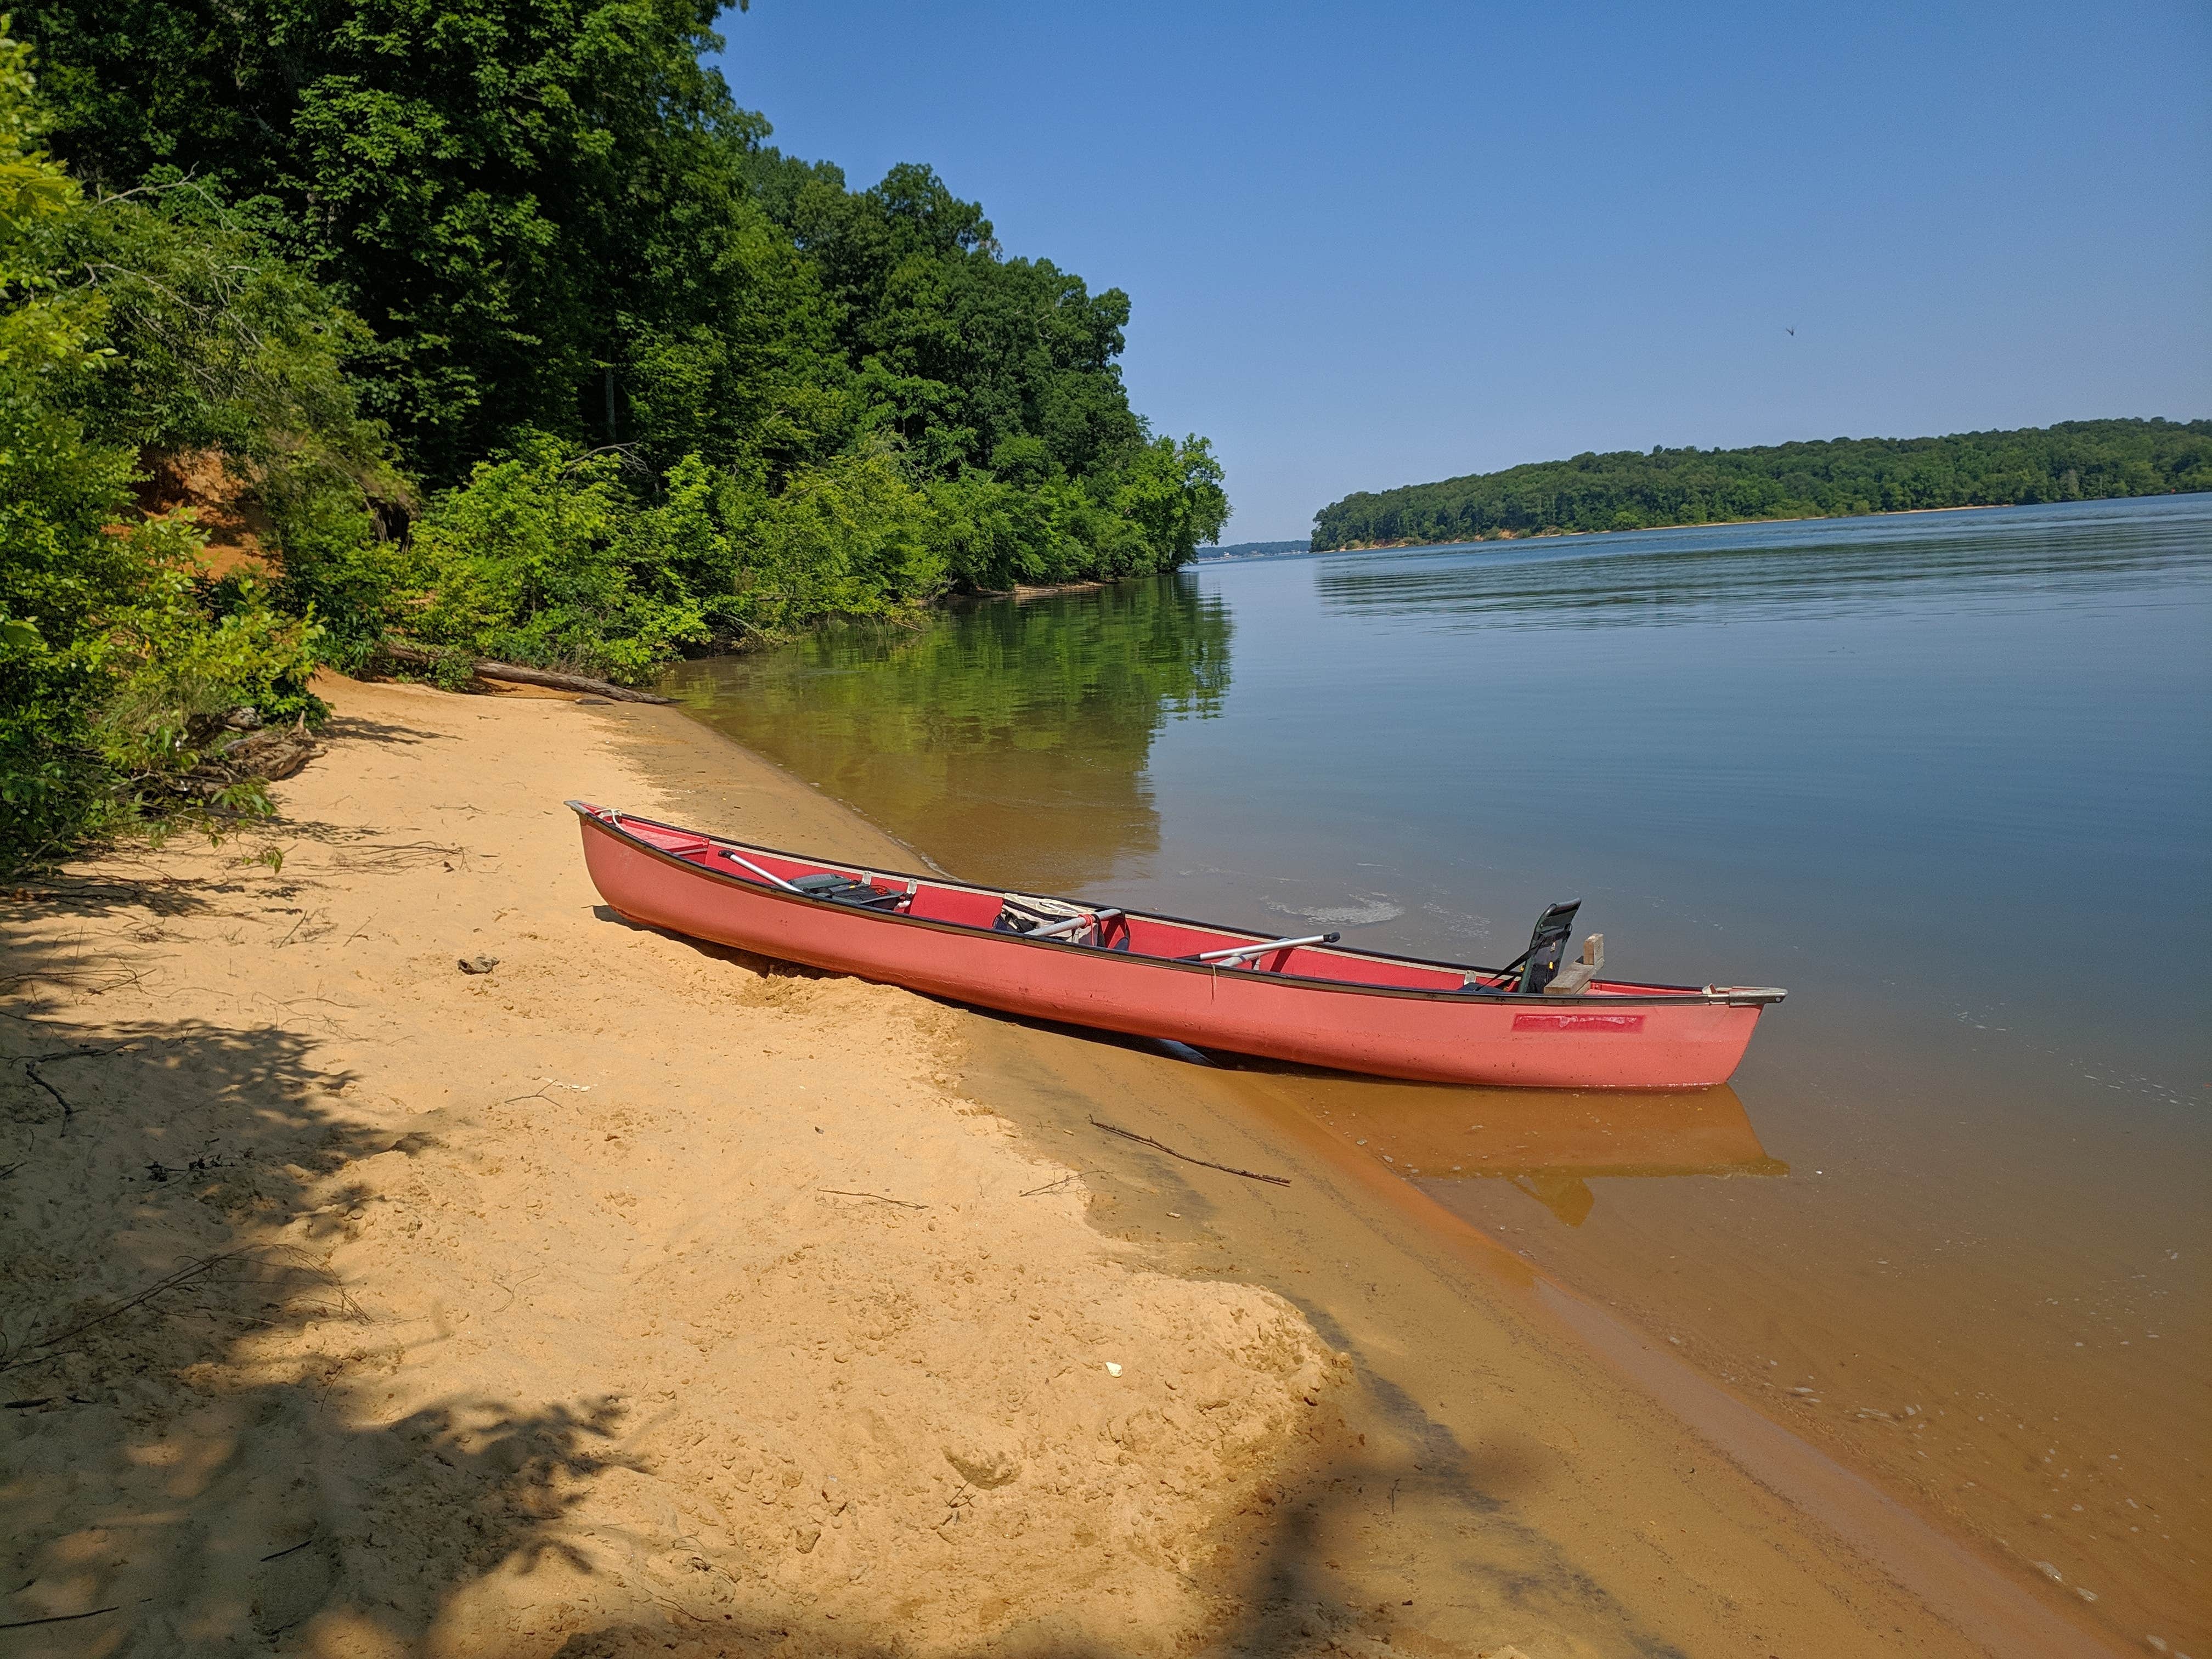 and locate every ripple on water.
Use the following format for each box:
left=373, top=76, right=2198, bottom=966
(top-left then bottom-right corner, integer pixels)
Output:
left=1266, top=898, right=1406, bottom=928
